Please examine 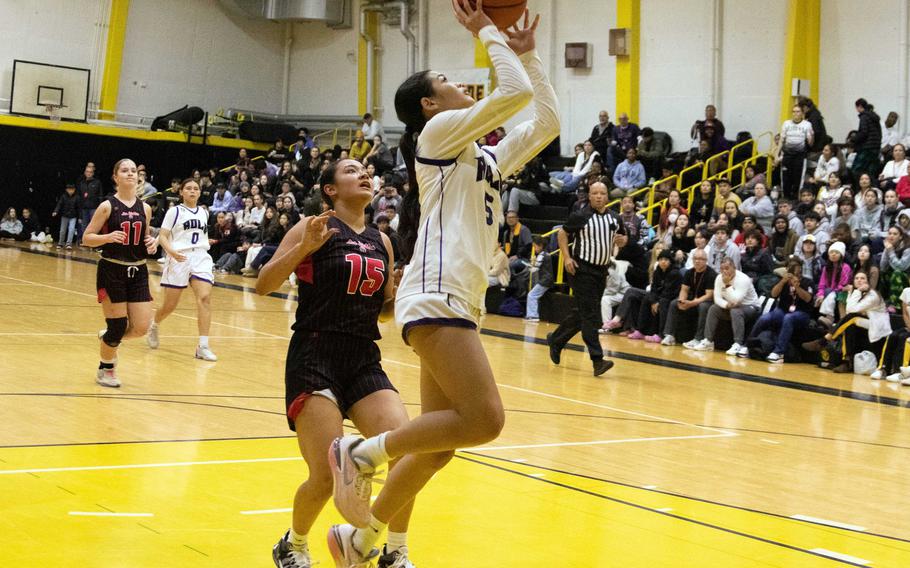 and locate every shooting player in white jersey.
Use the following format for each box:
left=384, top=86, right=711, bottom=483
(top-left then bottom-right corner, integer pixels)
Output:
left=147, top=178, right=217, bottom=361
left=323, top=2, right=561, bottom=561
